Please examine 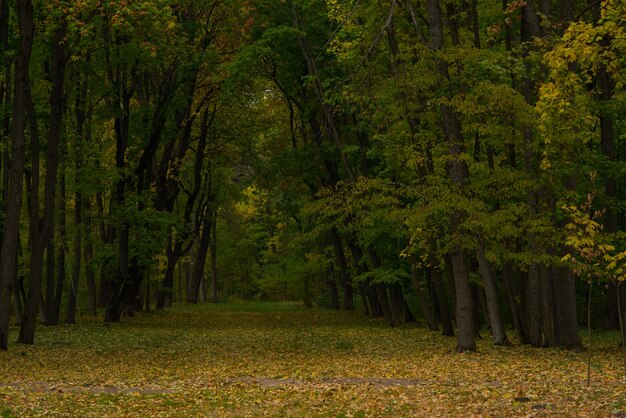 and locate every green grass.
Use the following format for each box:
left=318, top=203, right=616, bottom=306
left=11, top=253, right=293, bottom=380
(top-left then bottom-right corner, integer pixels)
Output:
left=0, top=302, right=624, bottom=417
